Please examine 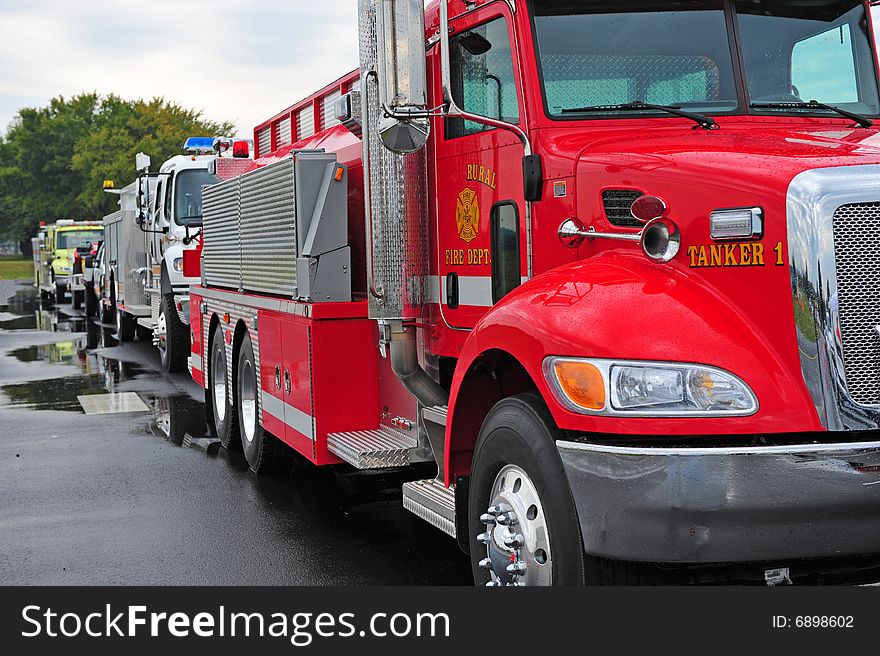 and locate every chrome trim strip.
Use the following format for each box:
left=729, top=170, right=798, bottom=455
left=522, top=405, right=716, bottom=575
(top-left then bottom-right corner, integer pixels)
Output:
left=426, top=275, right=530, bottom=307
left=787, top=164, right=880, bottom=430
left=197, top=286, right=284, bottom=311
left=261, top=391, right=315, bottom=440
left=557, top=438, right=880, bottom=457
left=196, top=286, right=313, bottom=318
